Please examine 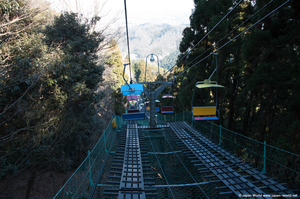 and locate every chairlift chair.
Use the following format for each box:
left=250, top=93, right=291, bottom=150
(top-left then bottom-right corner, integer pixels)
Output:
left=121, top=84, right=145, bottom=121
left=144, top=100, right=160, bottom=112
left=191, top=80, right=224, bottom=121
left=145, top=101, right=150, bottom=112
left=127, top=95, right=139, bottom=113
left=155, top=100, right=160, bottom=113
left=161, top=94, right=175, bottom=114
